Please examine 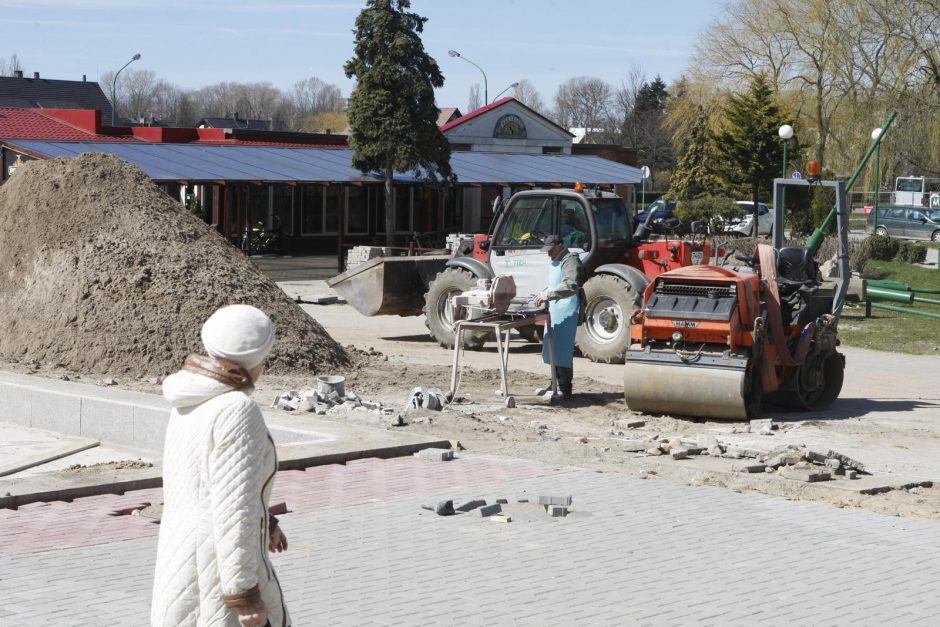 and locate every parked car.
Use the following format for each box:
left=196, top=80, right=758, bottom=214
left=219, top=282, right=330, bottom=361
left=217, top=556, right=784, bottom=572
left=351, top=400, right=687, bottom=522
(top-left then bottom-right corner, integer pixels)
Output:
left=633, top=197, right=680, bottom=234
left=721, top=201, right=774, bottom=236
left=868, top=205, right=940, bottom=242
